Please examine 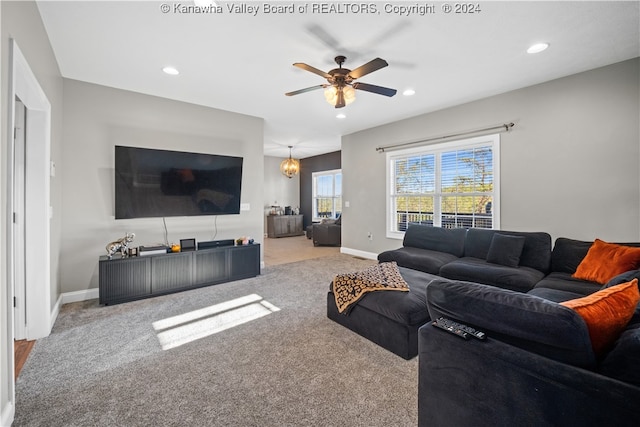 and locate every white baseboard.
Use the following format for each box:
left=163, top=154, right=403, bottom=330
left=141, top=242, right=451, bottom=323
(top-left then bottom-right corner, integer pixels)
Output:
left=47, top=290, right=98, bottom=336
left=1, top=400, right=15, bottom=427
left=50, top=294, right=62, bottom=331
left=61, top=288, right=99, bottom=304
left=340, top=247, right=378, bottom=260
